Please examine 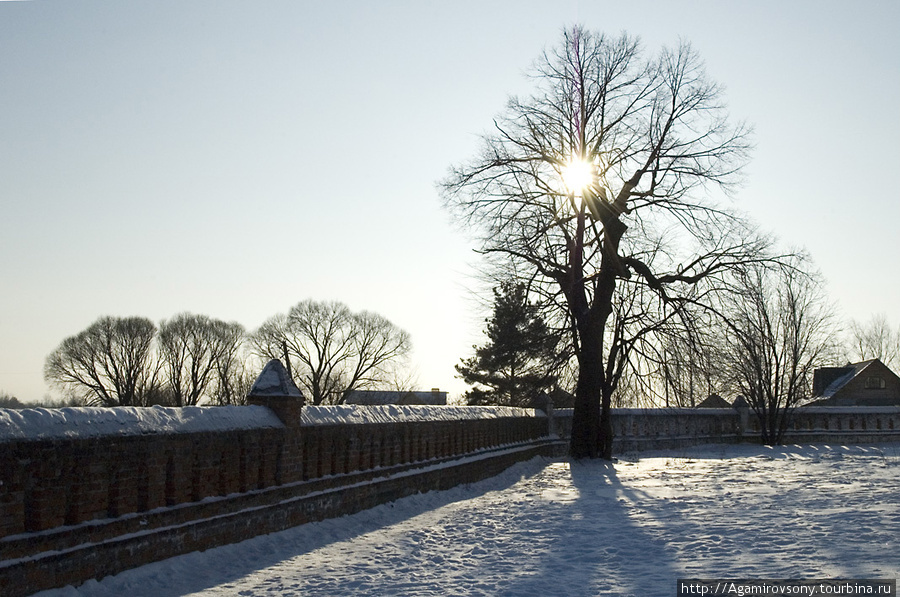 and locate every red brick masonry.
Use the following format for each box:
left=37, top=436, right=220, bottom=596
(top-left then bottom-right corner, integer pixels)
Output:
left=0, top=408, right=552, bottom=596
